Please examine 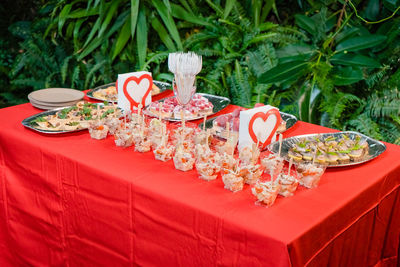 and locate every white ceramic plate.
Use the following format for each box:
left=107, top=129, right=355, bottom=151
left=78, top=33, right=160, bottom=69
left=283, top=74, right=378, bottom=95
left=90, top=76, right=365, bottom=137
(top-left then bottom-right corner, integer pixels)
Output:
left=28, top=88, right=84, bottom=103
